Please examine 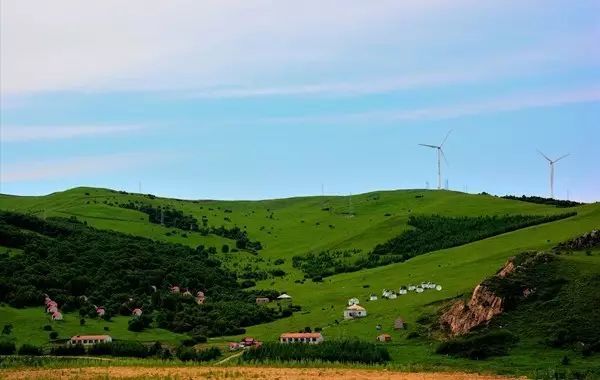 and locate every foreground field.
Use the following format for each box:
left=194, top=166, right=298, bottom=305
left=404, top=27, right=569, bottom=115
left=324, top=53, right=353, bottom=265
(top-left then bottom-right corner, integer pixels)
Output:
left=0, top=366, right=524, bottom=380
